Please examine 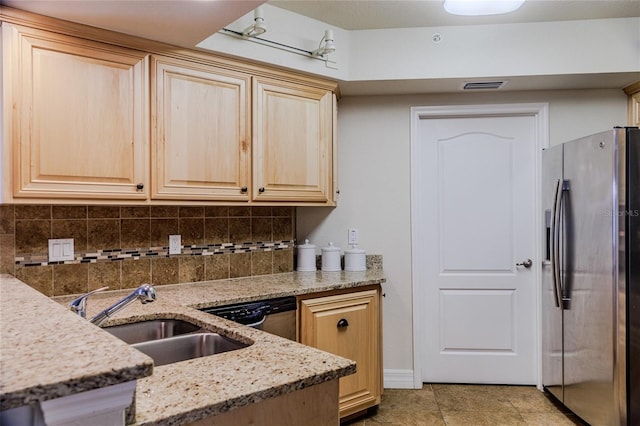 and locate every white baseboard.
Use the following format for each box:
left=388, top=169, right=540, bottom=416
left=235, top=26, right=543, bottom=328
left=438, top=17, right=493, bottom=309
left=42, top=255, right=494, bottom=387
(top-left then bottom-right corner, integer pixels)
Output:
left=383, top=369, right=419, bottom=389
